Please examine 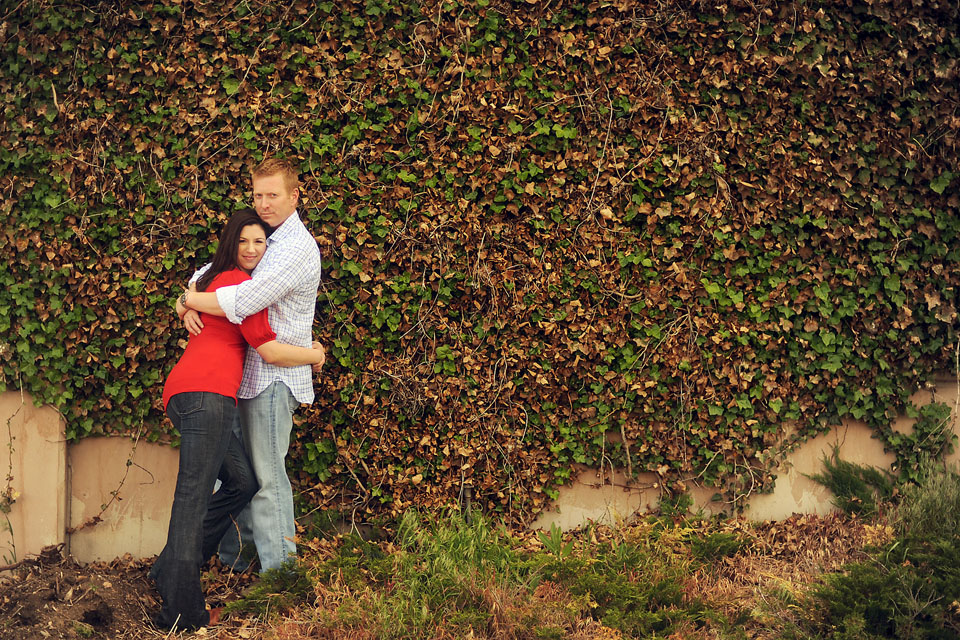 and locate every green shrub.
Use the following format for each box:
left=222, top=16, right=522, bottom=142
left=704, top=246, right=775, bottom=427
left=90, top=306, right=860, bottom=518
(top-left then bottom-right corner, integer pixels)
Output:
left=809, top=449, right=895, bottom=517
left=893, top=461, right=960, bottom=540
left=812, top=544, right=960, bottom=639
left=805, top=461, right=960, bottom=639
left=226, top=561, right=315, bottom=617
left=691, top=532, right=746, bottom=562
left=531, top=537, right=708, bottom=637
left=657, top=491, right=695, bottom=520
